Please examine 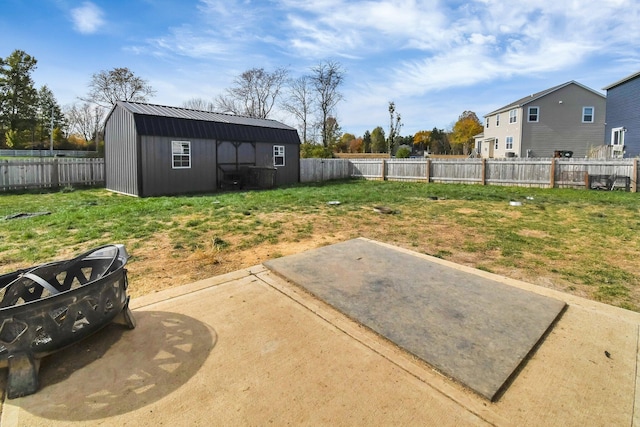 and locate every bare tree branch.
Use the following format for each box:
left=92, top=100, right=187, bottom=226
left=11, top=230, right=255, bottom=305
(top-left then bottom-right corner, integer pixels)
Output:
left=182, top=97, right=216, bottom=111
left=84, top=67, right=155, bottom=108
left=310, top=60, right=344, bottom=147
left=215, top=67, right=288, bottom=118
left=281, top=75, right=314, bottom=143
